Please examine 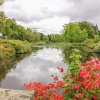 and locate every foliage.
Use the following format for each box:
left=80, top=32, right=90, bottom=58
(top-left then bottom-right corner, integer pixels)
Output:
left=0, top=45, right=15, bottom=59
left=24, top=67, right=65, bottom=100
left=78, top=21, right=99, bottom=38
left=0, top=12, right=45, bottom=42
left=63, top=22, right=88, bottom=43
left=63, top=44, right=94, bottom=64
left=62, top=22, right=100, bottom=43
left=94, top=35, right=100, bottom=43
left=50, top=34, right=64, bottom=43
left=34, top=41, right=46, bottom=45
left=83, top=39, right=95, bottom=48
left=68, top=49, right=82, bottom=75
left=0, top=39, right=32, bottom=54
left=63, top=57, right=100, bottom=100
left=24, top=47, right=100, bottom=100
left=93, top=42, right=100, bottom=53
